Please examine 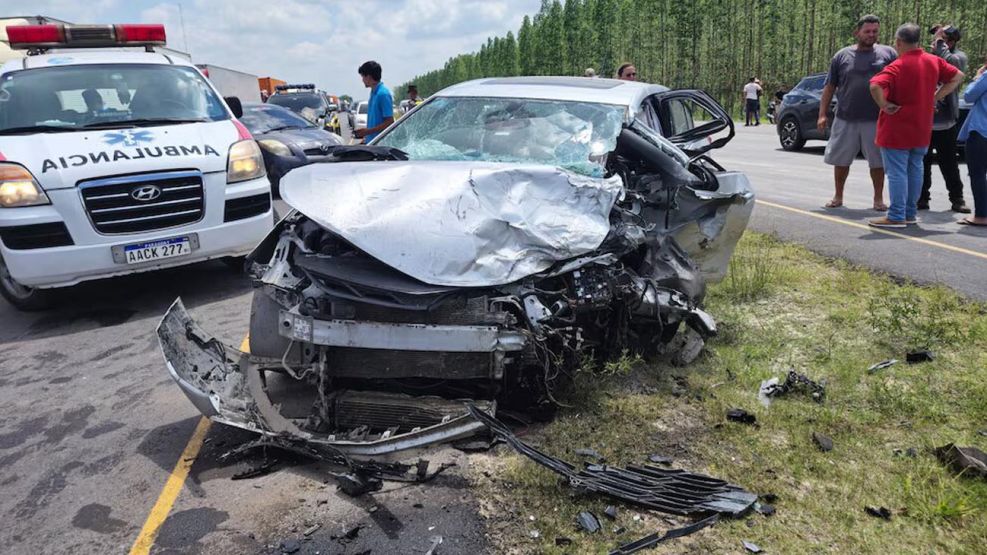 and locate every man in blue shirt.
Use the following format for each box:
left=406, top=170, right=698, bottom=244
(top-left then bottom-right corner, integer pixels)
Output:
left=353, top=61, right=394, bottom=143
